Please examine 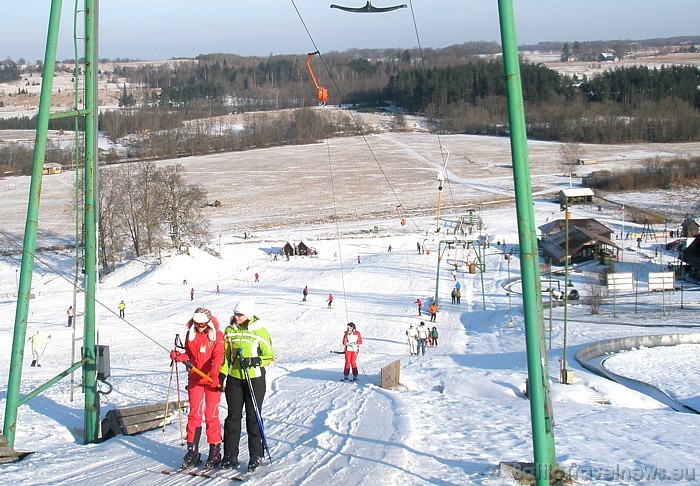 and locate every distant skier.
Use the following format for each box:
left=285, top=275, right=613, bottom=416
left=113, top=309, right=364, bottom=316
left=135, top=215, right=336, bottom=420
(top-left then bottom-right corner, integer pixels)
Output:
left=357, top=255, right=361, bottom=264
left=416, top=322, right=429, bottom=356
left=66, top=305, right=74, bottom=327
left=118, top=300, right=126, bottom=318
left=303, top=286, right=309, bottom=302
left=327, top=293, right=334, bottom=309
left=388, top=245, right=392, bottom=252
left=414, top=298, right=423, bottom=316
left=216, top=284, right=220, bottom=296
left=431, top=326, right=439, bottom=346
left=428, top=302, right=438, bottom=322
left=28, top=329, right=51, bottom=367
left=255, top=272, right=259, bottom=283
left=406, top=323, right=418, bottom=355
left=416, top=242, right=421, bottom=253
left=455, top=288, right=461, bottom=304
left=342, top=322, right=363, bottom=381
left=190, top=287, right=195, bottom=301
left=451, top=288, right=456, bottom=304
